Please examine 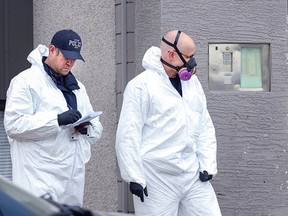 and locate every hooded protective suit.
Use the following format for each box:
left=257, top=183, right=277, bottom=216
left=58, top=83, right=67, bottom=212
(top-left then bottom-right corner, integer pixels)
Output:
left=115, top=46, right=221, bottom=215
left=4, top=44, right=103, bottom=206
